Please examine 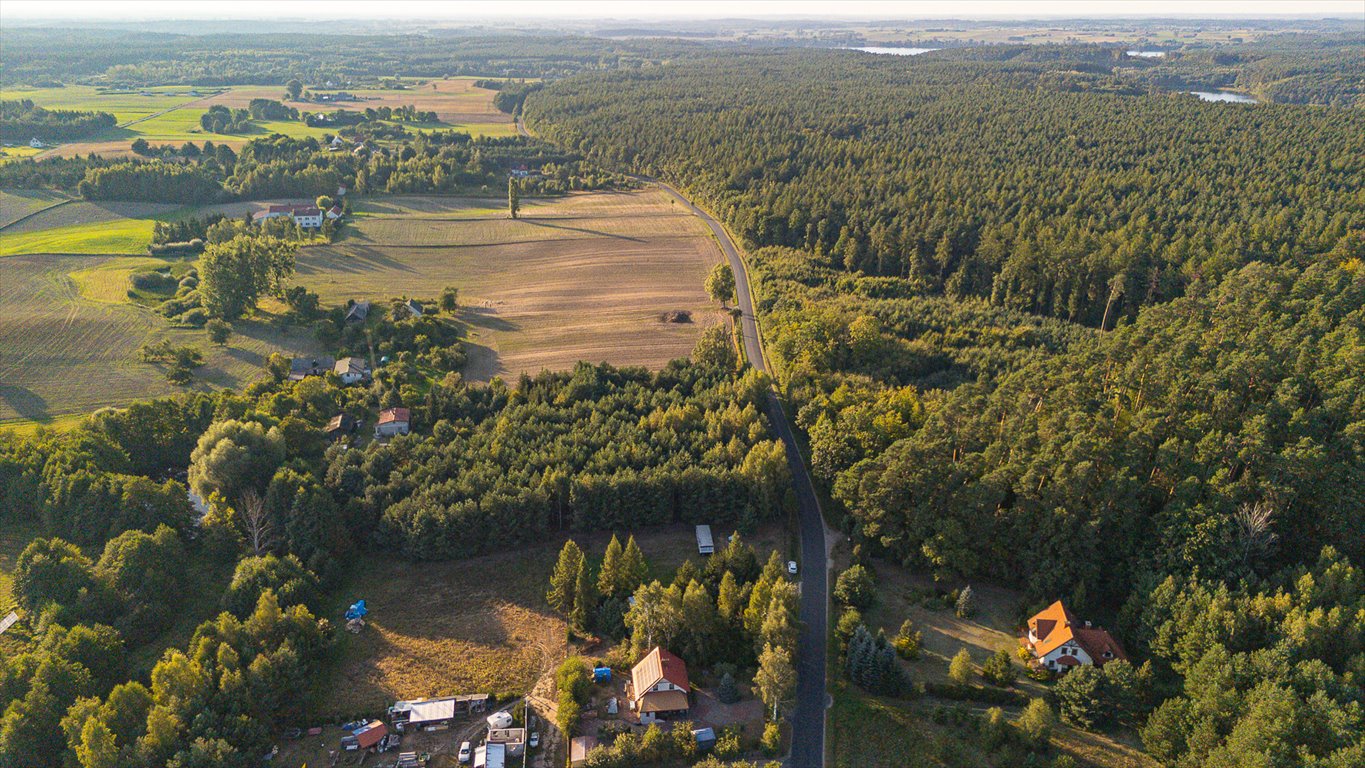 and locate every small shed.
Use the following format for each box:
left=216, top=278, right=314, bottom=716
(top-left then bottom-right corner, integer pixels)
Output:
left=696, top=525, right=714, bottom=555
left=345, top=301, right=371, bottom=324
left=570, top=736, right=598, bottom=767
left=326, top=413, right=356, bottom=439
left=693, top=727, right=716, bottom=750
left=342, top=720, right=387, bottom=750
